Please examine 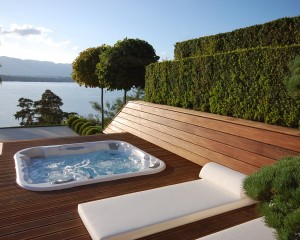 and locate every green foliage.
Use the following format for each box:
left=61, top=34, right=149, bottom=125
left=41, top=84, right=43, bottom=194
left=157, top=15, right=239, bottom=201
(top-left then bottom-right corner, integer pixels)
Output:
left=90, top=87, right=145, bottom=126
left=145, top=45, right=300, bottom=128
left=90, top=98, right=124, bottom=123
left=174, top=16, right=300, bottom=59
left=285, top=56, right=300, bottom=97
left=72, top=45, right=110, bottom=129
left=66, top=115, right=100, bottom=135
left=72, top=45, right=110, bottom=88
left=14, top=90, right=70, bottom=126
left=66, top=115, right=79, bottom=127
left=14, top=98, right=35, bottom=126
left=34, top=89, right=66, bottom=125
left=84, top=126, right=102, bottom=135
left=243, top=156, right=300, bottom=240
left=82, top=125, right=92, bottom=135
left=71, top=118, right=84, bottom=130
left=74, top=120, right=88, bottom=134
left=79, top=122, right=95, bottom=135
left=96, top=38, right=159, bottom=103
